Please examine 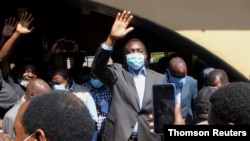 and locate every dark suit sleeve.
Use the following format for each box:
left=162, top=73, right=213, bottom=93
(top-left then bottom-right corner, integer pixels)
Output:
left=91, top=46, right=116, bottom=87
